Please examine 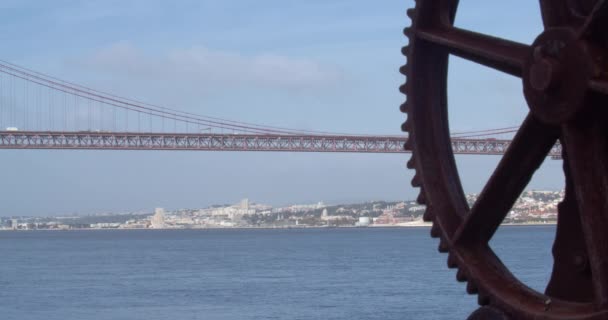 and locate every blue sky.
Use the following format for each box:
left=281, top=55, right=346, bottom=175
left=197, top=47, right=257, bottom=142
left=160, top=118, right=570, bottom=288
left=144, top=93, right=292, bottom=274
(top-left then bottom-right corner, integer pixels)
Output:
left=0, top=0, right=564, bottom=216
